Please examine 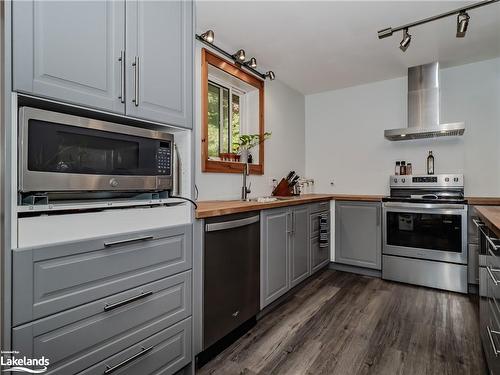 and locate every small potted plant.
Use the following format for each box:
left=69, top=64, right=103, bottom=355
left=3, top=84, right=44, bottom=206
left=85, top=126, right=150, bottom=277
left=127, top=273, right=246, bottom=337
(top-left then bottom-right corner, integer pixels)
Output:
left=237, top=132, right=272, bottom=163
